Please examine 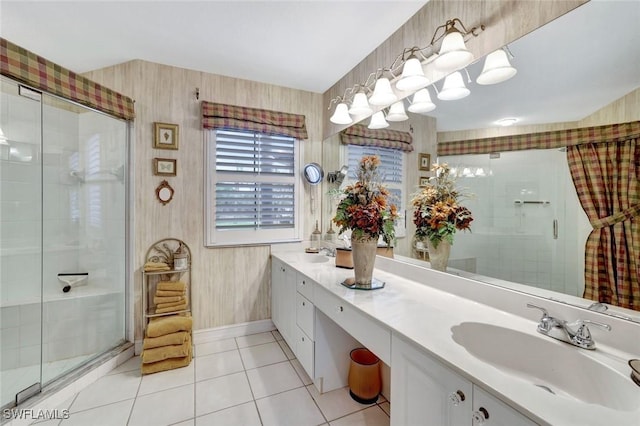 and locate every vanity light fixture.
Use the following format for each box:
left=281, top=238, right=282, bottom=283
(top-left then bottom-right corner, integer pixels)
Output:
left=330, top=102, right=353, bottom=125
left=477, top=47, right=517, bottom=85
left=327, top=17, right=485, bottom=125
left=408, top=88, right=436, bottom=113
left=437, top=71, right=470, bottom=100
left=368, top=111, right=389, bottom=129
left=434, top=19, right=475, bottom=72
left=386, top=101, right=409, bottom=122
